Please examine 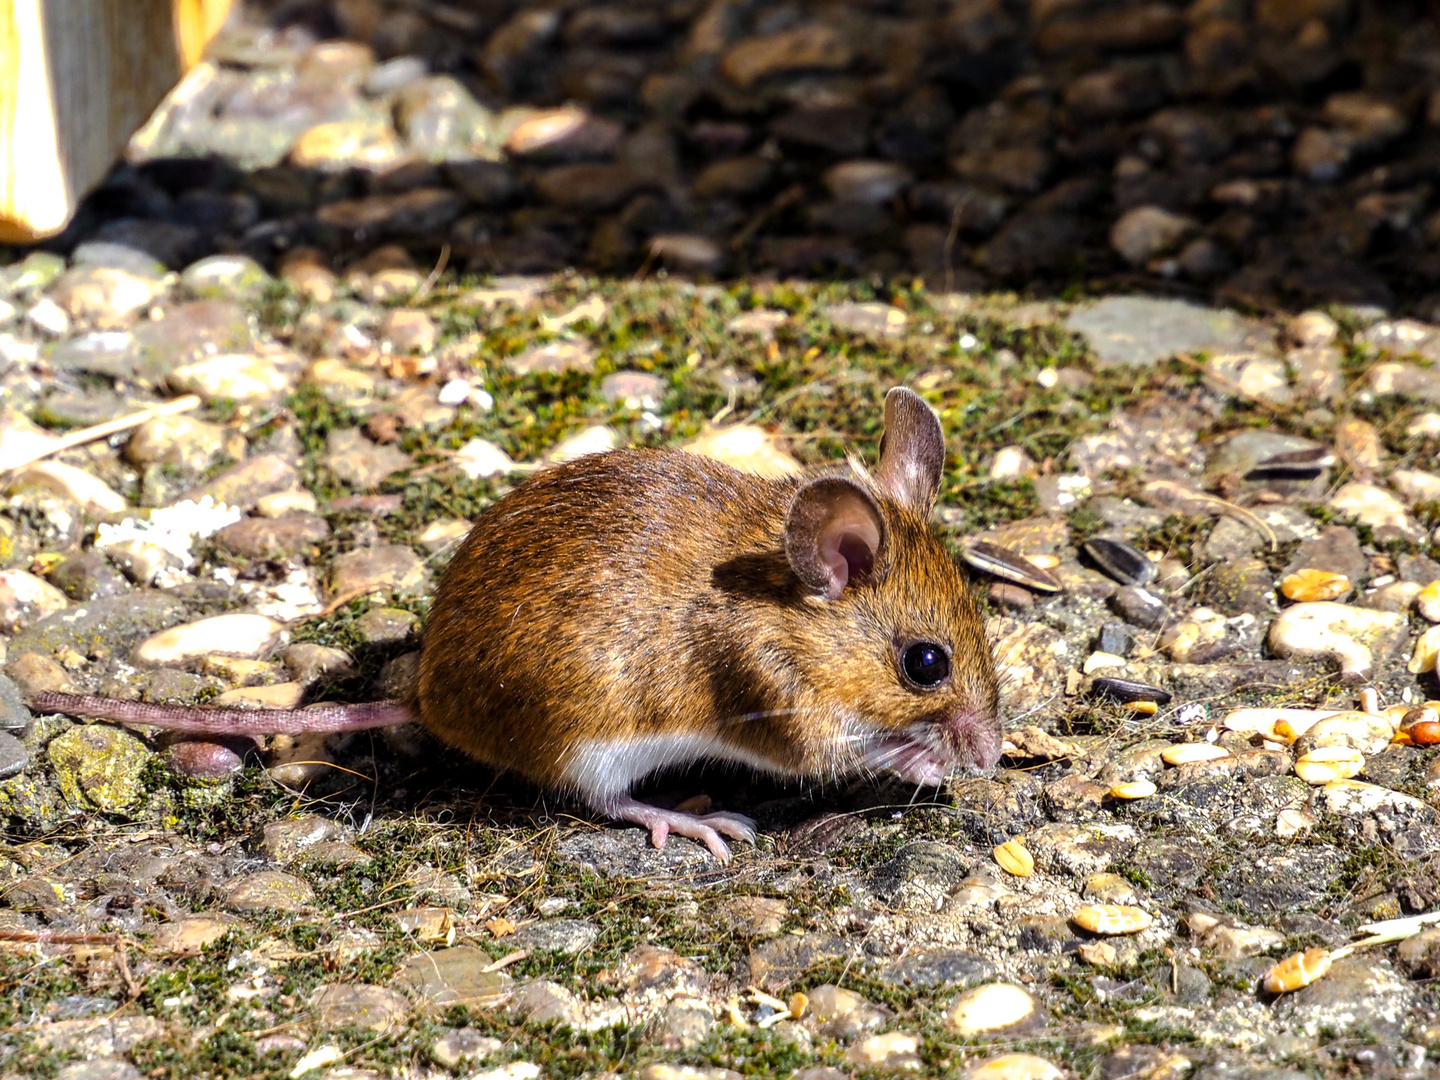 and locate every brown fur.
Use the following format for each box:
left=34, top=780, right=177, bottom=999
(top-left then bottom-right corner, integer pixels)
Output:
left=416, top=447, right=1000, bottom=796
